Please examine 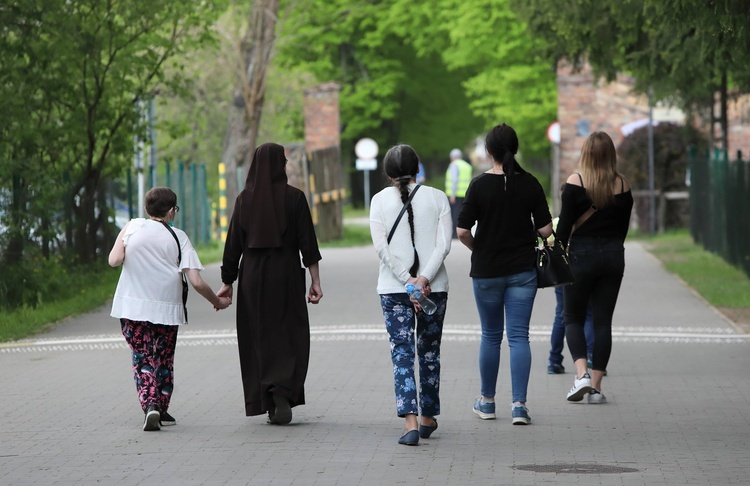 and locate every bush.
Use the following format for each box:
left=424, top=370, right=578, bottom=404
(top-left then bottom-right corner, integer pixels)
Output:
left=0, top=253, right=113, bottom=310
left=617, top=123, right=708, bottom=232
